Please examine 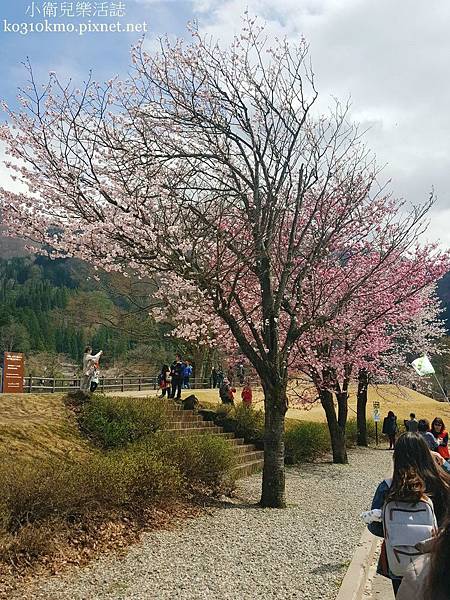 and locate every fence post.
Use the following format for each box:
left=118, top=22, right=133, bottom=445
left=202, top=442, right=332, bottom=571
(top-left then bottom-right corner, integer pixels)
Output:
left=138, top=376, right=142, bottom=391
left=52, top=378, right=56, bottom=393
left=121, top=375, right=125, bottom=392
left=101, top=377, right=104, bottom=393
left=28, top=375, right=32, bottom=393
